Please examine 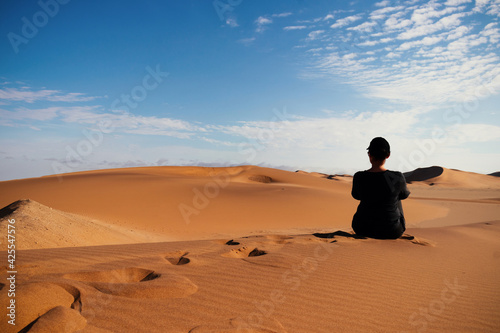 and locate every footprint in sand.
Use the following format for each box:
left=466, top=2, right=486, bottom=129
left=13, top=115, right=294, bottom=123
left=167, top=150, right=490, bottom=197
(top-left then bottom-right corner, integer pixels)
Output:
left=214, top=239, right=241, bottom=245
left=221, top=247, right=267, bottom=258
left=165, top=251, right=191, bottom=265
left=26, top=306, right=87, bottom=333
left=64, top=267, right=197, bottom=299
left=0, top=282, right=86, bottom=333
left=400, top=234, right=435, bottom=246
